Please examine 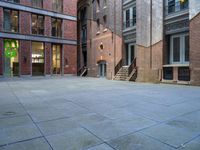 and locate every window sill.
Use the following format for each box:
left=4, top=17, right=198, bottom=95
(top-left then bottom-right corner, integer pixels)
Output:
left=103, top=28, right=108, bottom=33
left=96, top=31, right=100, bottom=35
left=163, top=64, right=189, bottom=67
